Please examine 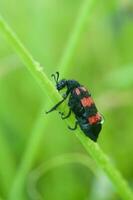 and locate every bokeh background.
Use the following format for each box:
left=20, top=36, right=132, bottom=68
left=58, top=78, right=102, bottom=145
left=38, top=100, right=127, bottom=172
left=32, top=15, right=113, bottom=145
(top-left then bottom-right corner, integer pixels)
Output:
left=0, top=0, right=133, bottom=199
